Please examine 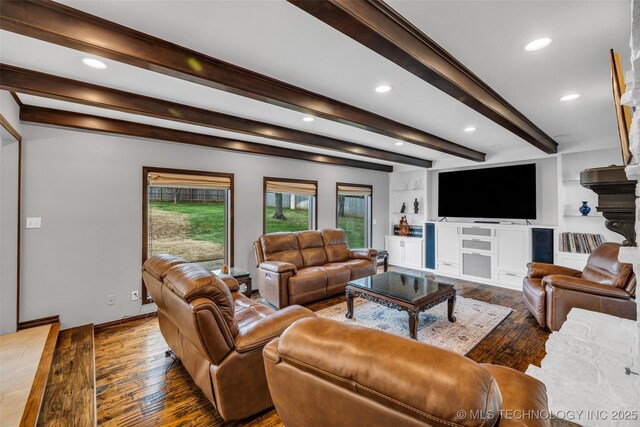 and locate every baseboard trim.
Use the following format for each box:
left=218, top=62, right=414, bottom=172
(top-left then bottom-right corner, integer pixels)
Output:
left=94, top=312, right=157, bottom=331
left=18, top=315, right=60, bottom=330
